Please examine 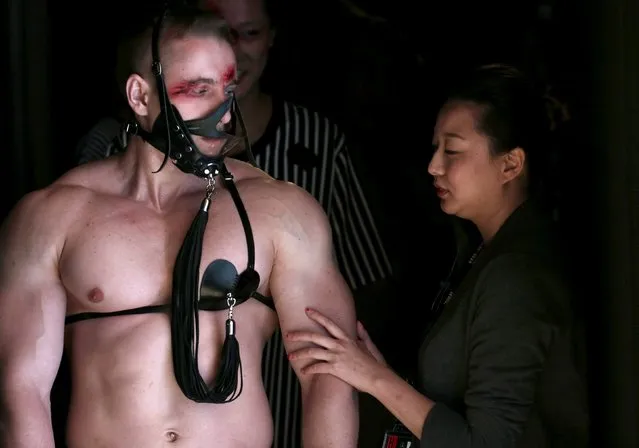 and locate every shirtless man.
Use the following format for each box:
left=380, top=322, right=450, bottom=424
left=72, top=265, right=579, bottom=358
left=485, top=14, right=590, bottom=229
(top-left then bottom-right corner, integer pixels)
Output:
left=0, top=7, right=358, bottom=448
